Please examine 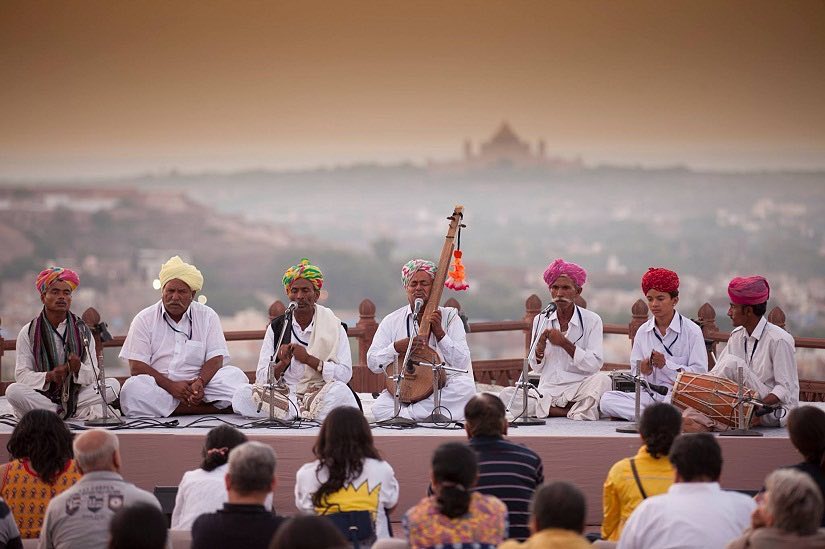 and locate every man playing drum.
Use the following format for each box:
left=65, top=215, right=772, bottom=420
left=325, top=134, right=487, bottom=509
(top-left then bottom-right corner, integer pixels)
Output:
left=367, top=259, right=475, bottom=422
left=600, top=268, right=707, bottom=420
left=501, top=259, right=611, bottom=420
left=231, top=258, right=358, bottom=421
left=709, top=276, right=799, bottom=426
